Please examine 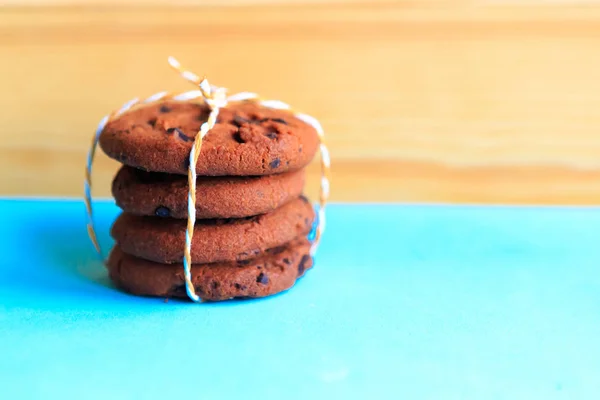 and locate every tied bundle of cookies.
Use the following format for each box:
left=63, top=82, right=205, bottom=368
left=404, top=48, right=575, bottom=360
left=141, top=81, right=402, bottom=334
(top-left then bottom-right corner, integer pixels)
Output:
left=85, top=59, right=328, bottom=302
